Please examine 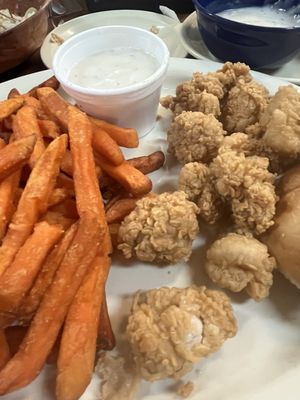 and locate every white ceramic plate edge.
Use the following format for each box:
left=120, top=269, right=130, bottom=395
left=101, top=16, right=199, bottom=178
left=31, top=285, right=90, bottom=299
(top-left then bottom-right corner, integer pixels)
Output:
left=40, top=10, right=187, bottom=68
